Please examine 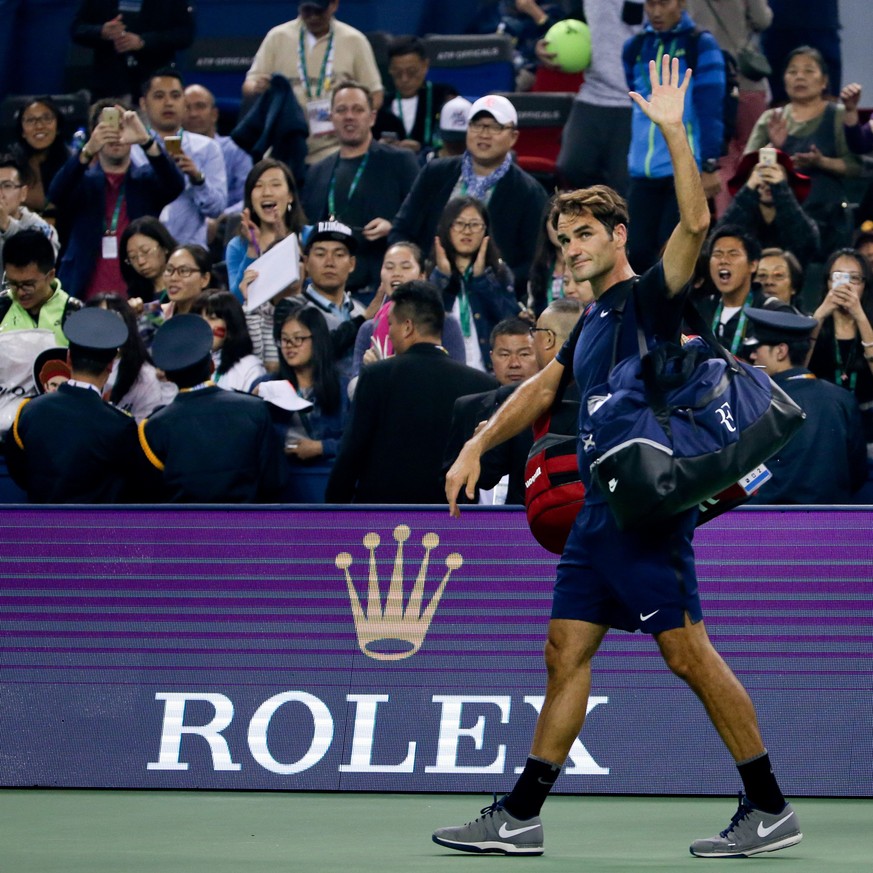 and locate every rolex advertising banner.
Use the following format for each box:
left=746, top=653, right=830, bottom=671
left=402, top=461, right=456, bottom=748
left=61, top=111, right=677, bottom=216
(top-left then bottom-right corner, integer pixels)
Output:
left=0, top=507, right=870, bottom=796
